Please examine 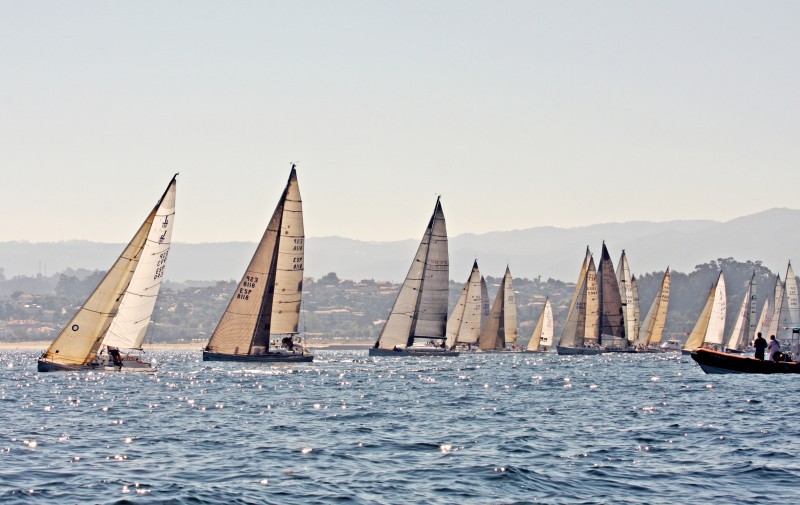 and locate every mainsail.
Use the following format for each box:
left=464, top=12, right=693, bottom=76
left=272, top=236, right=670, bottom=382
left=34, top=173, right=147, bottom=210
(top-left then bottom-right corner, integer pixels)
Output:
left=527, top=298, right=553, bottom=351
left=765, top=275, right=783, bottom=338
left=205, top=167, right=304, bottom=355
left=755, top=299, right=770, bottom=338
left=631, top=275, right=641, bottom=340
left=724, top=272, right=757, bottom=352
left=637, top=268, right=670, bottom=346
left=445, top=261, right=483, bottom=348
left=616, top=251, right=636, bottom=344
left=478, top=267, right=517, bottom=350
left=560, top=251, right=592, bottom=349
left=684, top=272, right=726, bottom=350
left=480, top=276, right=490, bottom=332
left=780, top=262, right=799, bottom=329
left=40, top=177, right=176, bottom=367
left=103, top=177, right=177, bottom=350
left=584, top=255, right=600, bottom=344
left=597, top=243, right=624, bottom=344
left=375, top=198, right=448, bottom=350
